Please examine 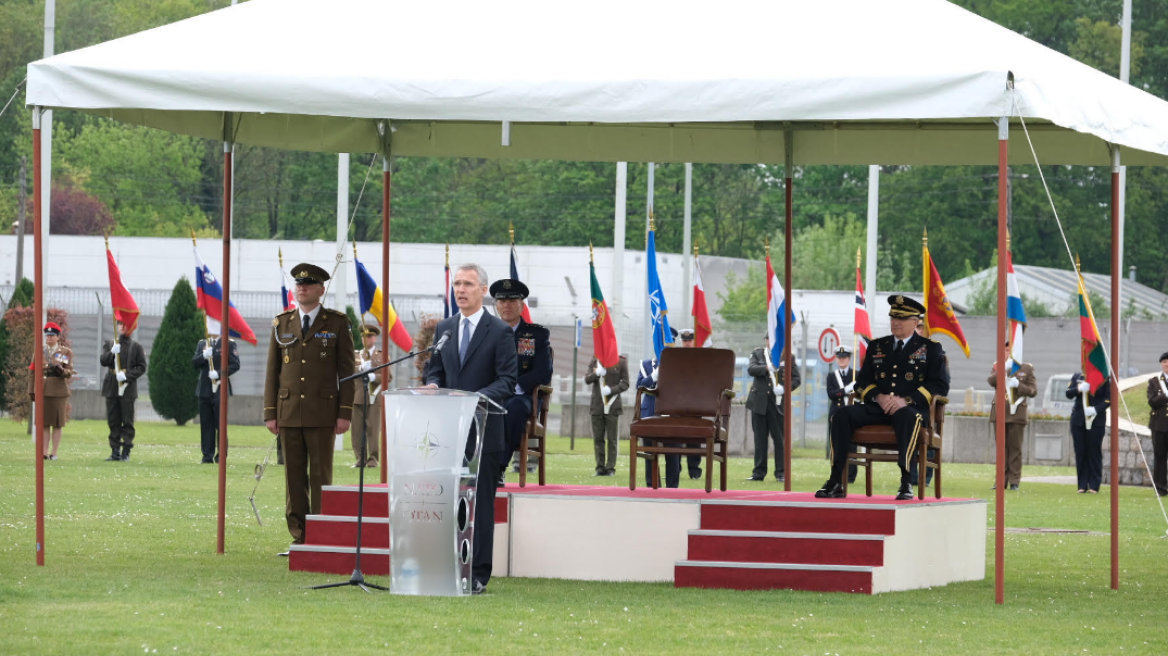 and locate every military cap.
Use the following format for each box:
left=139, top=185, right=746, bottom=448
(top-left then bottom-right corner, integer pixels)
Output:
left=291, top=263, right=330, bottom=285
left=43, top=322, right=62, bottom=336
left=834, top=346, right=852, bottom=357
left=679, top=328, right=695, bottom=341
left=362, top=325, right=381, bottom=337
left=887, top=294, right=926, bottom=319
left=489, top=278, right=529, bottom=300
left=1160, top=352, right=1168, bottom=363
